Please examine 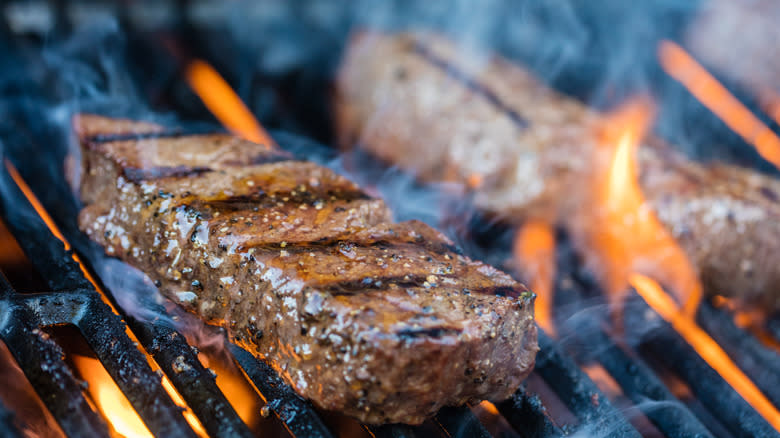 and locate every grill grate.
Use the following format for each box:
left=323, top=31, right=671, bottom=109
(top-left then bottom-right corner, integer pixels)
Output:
left=1, top=2, right=780, bottom=436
